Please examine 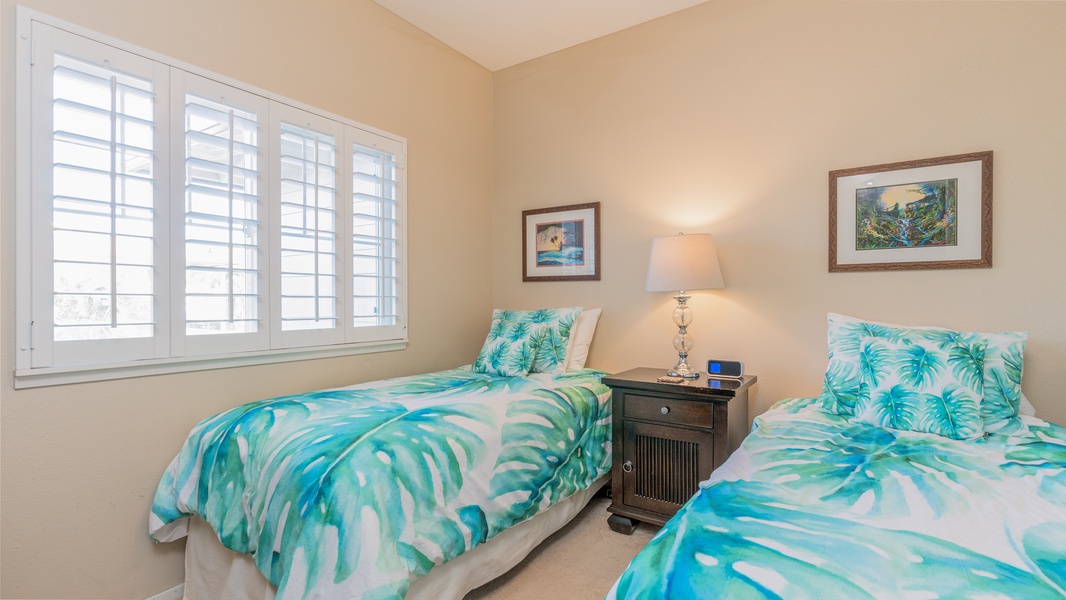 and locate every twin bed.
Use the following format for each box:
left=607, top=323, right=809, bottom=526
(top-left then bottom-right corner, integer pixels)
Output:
left=608, top=313, right=1066, bottom=598
left=606, top=394, right=1066, bottom=598
left=151, top=310, right=1066, bottom=599
left=150, top=307, right=610, bottom=600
